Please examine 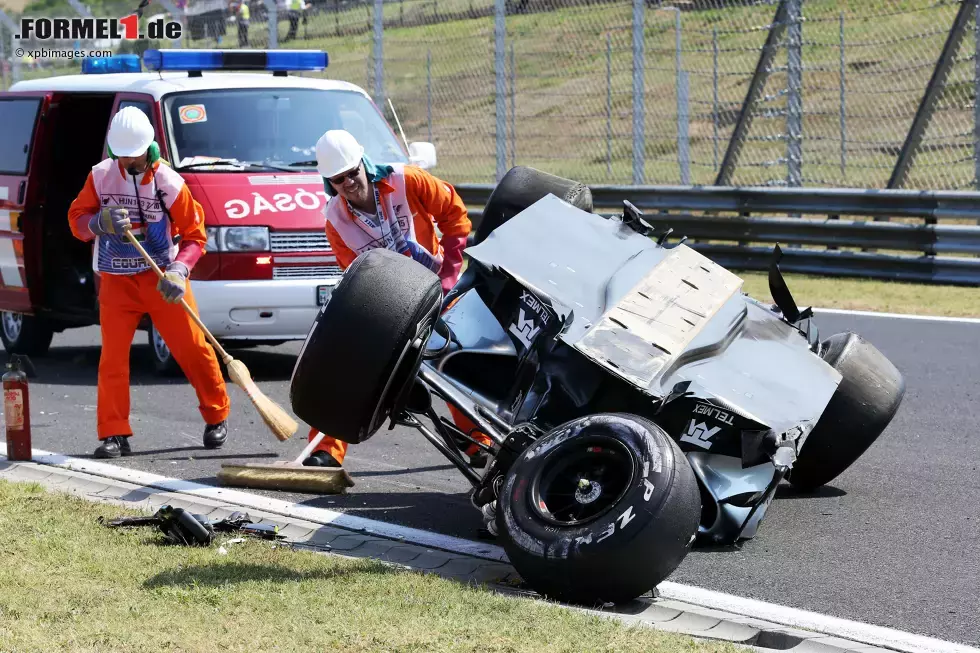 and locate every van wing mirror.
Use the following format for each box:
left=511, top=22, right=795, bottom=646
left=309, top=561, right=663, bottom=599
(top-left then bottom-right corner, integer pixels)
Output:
left=408, top=142, right=437, bottom=169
